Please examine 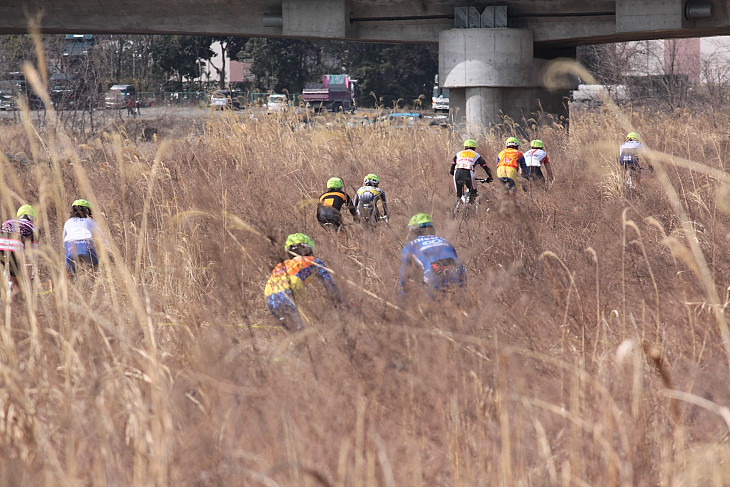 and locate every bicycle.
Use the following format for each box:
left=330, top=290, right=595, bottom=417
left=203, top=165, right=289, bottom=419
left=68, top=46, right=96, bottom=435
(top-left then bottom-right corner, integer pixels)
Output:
left=450, top=178, right=491, bottom=219
left=0, top=235, right=34, bottom=303
left=622, top=163, right=652, bottom=197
